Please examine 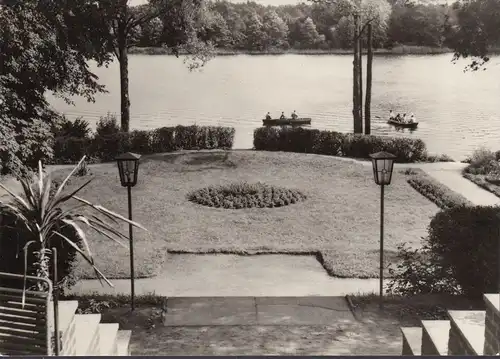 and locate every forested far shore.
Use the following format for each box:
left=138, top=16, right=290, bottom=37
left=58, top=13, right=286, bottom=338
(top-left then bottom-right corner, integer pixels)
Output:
left=128, top=45, right=454, bottom=56
left=127, top=0, right=500, bottom=54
